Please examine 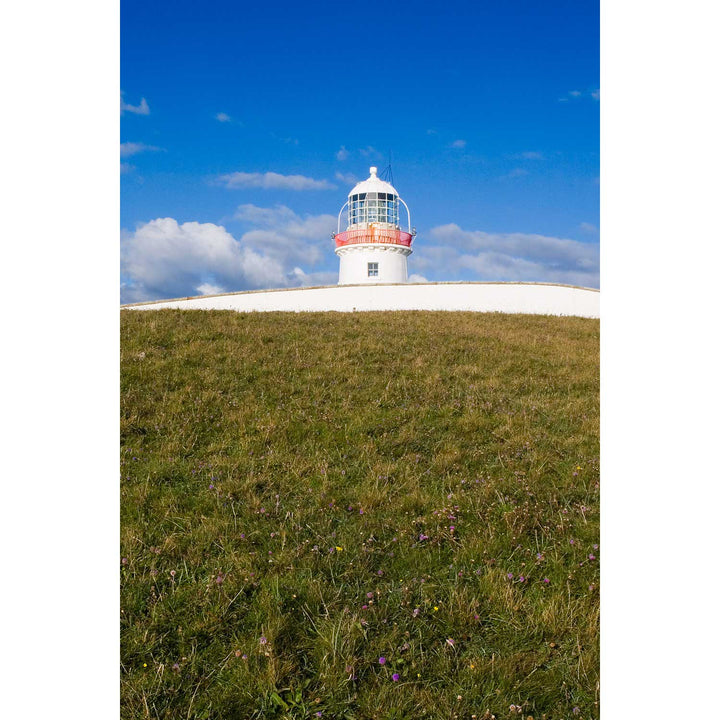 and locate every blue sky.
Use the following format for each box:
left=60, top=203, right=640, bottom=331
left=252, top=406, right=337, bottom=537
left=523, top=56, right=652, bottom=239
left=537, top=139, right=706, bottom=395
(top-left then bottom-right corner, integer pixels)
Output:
left=121, top=0, right=599, bottom=302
